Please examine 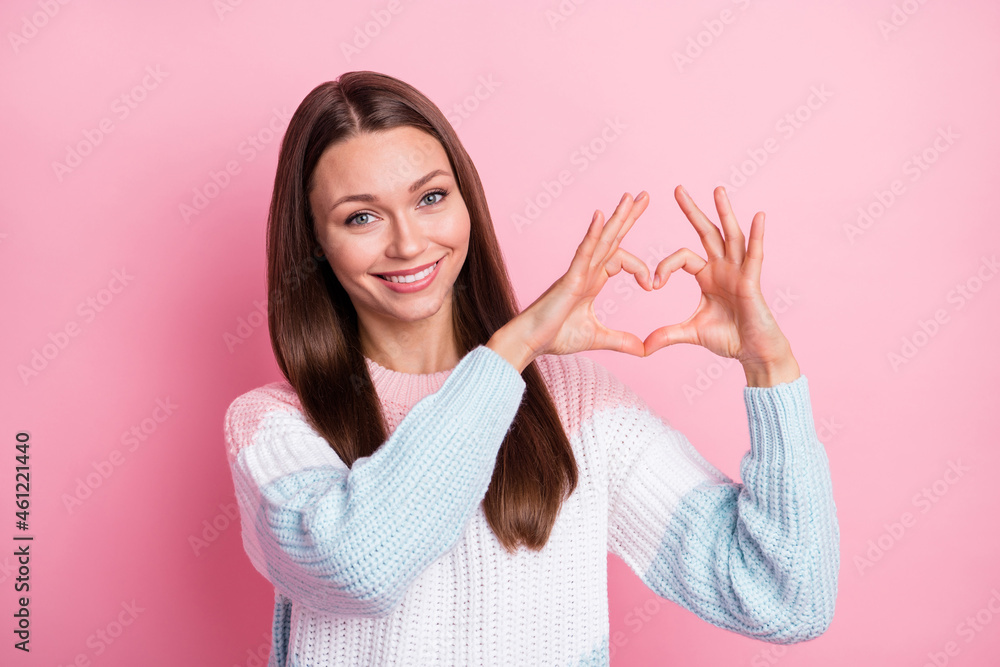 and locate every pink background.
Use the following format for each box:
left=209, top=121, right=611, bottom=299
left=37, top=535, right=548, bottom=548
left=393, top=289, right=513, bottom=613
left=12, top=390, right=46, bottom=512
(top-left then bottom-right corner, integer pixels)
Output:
left=3, top=1, right=999, bottom=665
